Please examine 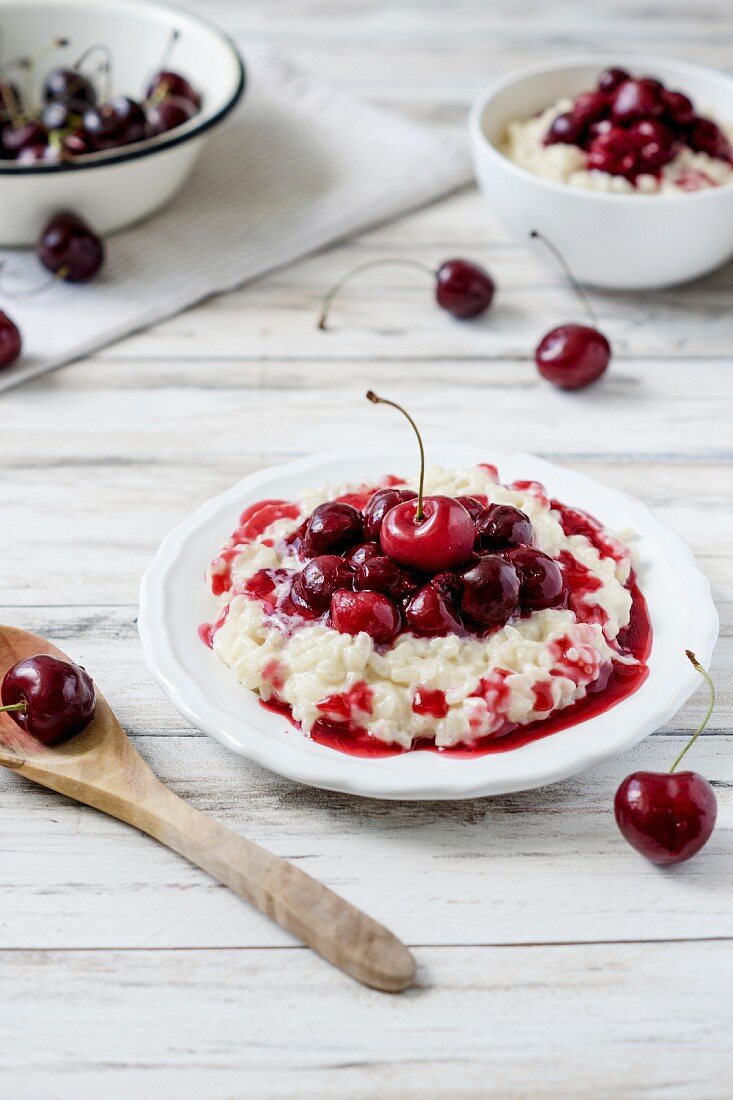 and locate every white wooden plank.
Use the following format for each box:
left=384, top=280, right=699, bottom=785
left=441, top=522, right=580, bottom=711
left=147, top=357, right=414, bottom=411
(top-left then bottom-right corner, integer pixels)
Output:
left=0, top=942, right=730, bottom=1100
left=0, top=731, right=730, bottom=950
